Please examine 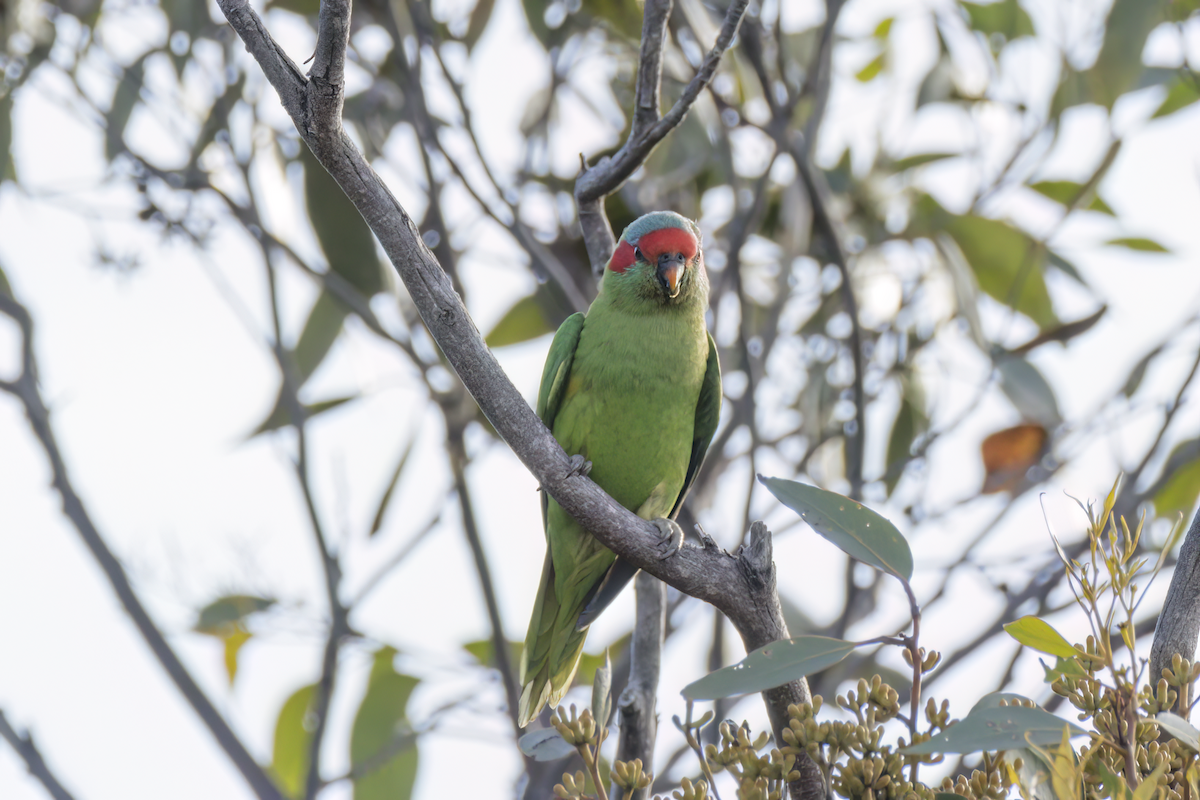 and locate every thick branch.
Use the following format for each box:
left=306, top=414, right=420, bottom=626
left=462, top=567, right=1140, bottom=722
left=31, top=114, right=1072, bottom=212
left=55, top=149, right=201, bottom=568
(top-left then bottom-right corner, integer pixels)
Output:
left=1151, top=505, right=1200, bottom=712
left=0, top=294, right=285, bottom=800
left=217, top=3, right=820, bottom=796
left=612, top=572, right=666, bottom=800
left=0, top=711, right=78, bottom=800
